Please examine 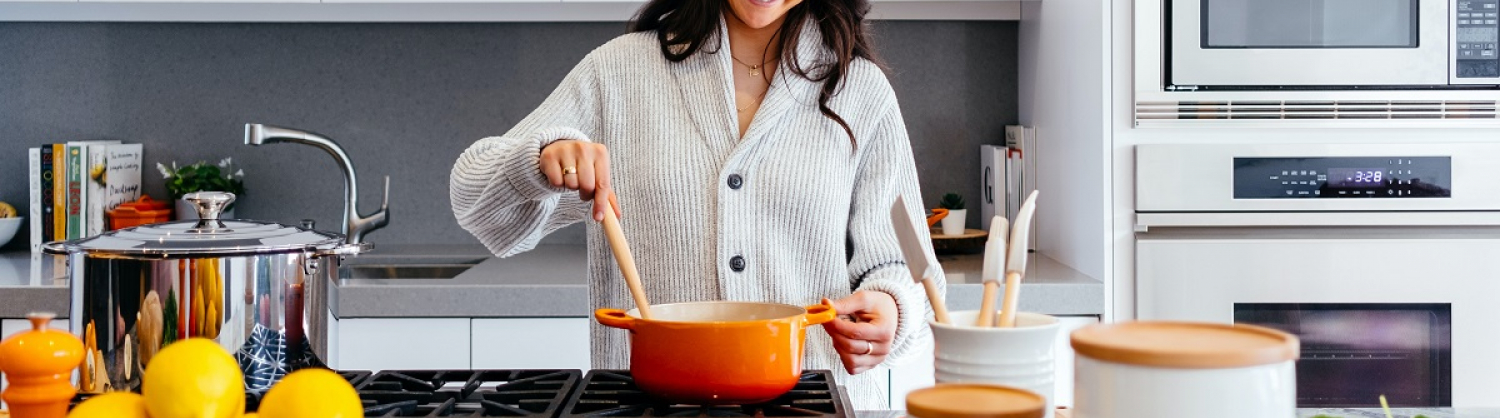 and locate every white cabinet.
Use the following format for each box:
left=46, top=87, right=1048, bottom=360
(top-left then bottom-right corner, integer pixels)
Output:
left=471, top=318, right=590, bottom=370
left=888, top=343, right=934, bottom=409
left=1050, top=315, right=1096, bottom=408
left=336, top=318, right=470, bottom=371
